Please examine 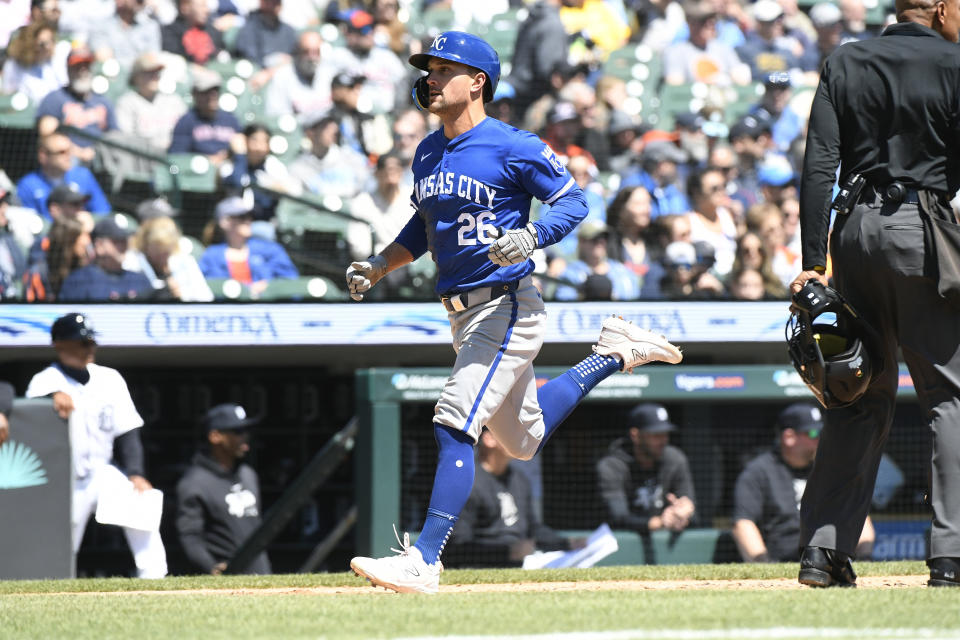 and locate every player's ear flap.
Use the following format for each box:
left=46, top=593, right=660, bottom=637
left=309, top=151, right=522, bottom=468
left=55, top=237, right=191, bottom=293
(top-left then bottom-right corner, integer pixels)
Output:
left=412, top=76, right=430, bottom=111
